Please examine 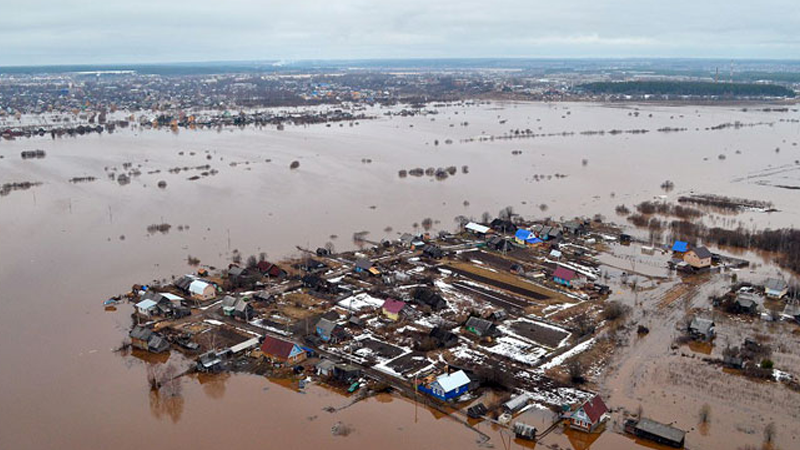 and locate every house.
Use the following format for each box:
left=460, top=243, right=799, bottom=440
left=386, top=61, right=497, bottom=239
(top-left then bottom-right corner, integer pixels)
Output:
left=684, top=246, right=712, bottom=269
left=734, top=293, right=759, bottom=315
left=563, top=220, right=586, bottom=235
left=232, top=298, right=254, bottom=320
left=382, top=298, right=407, bottom=321
left=764, top=278, right=789, bottom=299
left=546, top=228, right=562, bottom=241
left=316, top=359, right=336, bottom=377
left=782, top=302, right=800, bottom=322
left=487, top=236, right=513, bottom=252
left=253, top=291, right=275, bottom=304
left=227, top=265, right=247, bottom=279
left=355, top=258, right=373, bottom=273
left=135, top=299, right=159, bottom=317
left=515, top=229, right=534, bottom=245
left=316, top=318, right=347, bottom=343
left=398, top=233, right=416, bottom=247
left=189, top=279, right=216, bottom=301
left=129, top=326, right=154, bottom=350
left=221, top=296, right=253, bottom=320
left=414, top=287, right=447, bottom=311
left=490, top=218, right=515, bottom=234
left=429, top=326, right=459, bottom=348
left=260, top=336, right=306, bottom=365
left=422, top=244, right=444, bottom=259
left=333, top=364, right=361, bottom=383
left=671, top=240, right=688, bottom=254
left=256, top=261, right=287, bottom=278
left=129, top=326, right=169, bottom=353
left=465, top=316, right=499, bottom=338
left=161, top=293, right=185, bottom=307
left=300, top=259, right=328, bottom=272
left=174, top=275, right=195, bottom=293
left=689, top=317, right=715, bottom=341
left=553, top=266, right=577, bottom=287
left=420, top=370, right=471, bottom=401
left=465, top=222, right=491, bottom=235
left=568, top=395, right=609, bottom=433
left=197, top=351, right=223, bottom=372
